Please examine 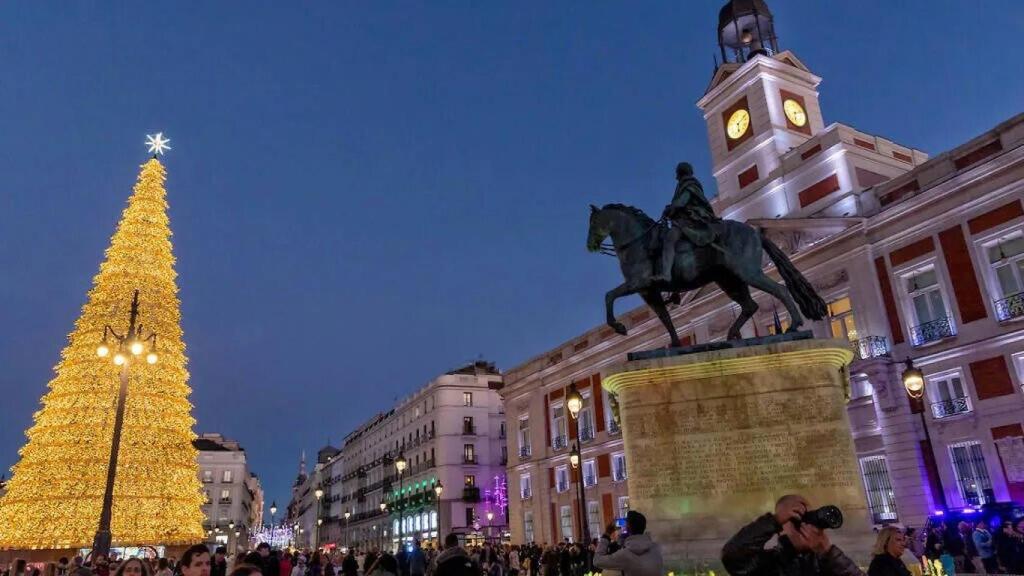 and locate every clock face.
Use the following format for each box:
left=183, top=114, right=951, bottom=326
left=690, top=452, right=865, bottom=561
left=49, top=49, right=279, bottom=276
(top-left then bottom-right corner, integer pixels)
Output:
left=726, top=109, right=750, bottom=140
left=783, top=99, right=807, bottom=127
